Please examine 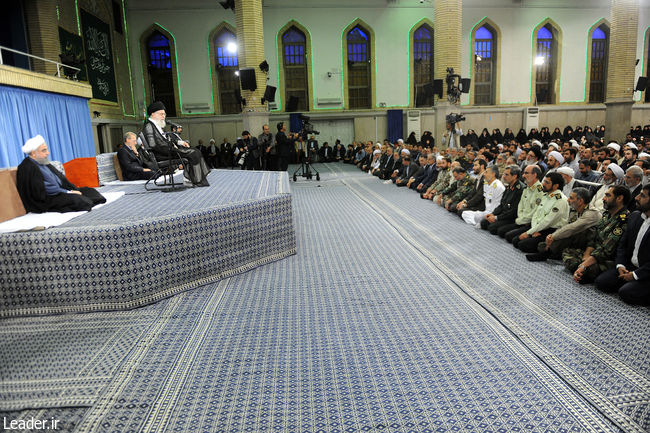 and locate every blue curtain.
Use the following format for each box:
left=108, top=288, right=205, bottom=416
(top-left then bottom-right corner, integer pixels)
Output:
left=0, top=85, right=95, bottom=168
left=387, top=109, right=403, bottom=143
left=289, top=113, right=303, bottom=133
